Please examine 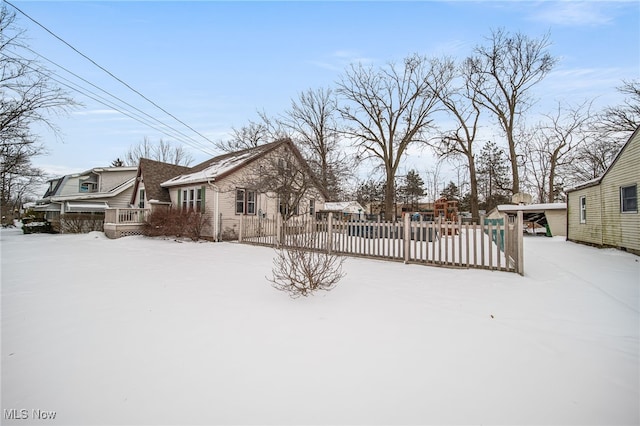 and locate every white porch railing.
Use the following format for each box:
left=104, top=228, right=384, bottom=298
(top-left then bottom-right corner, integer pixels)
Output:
left=104, top=208, right=149, bottom=238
